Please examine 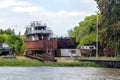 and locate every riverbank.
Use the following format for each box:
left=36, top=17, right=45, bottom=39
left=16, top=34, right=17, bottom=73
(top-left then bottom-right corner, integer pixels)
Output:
left=0, top=56, right=100, bottom=67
